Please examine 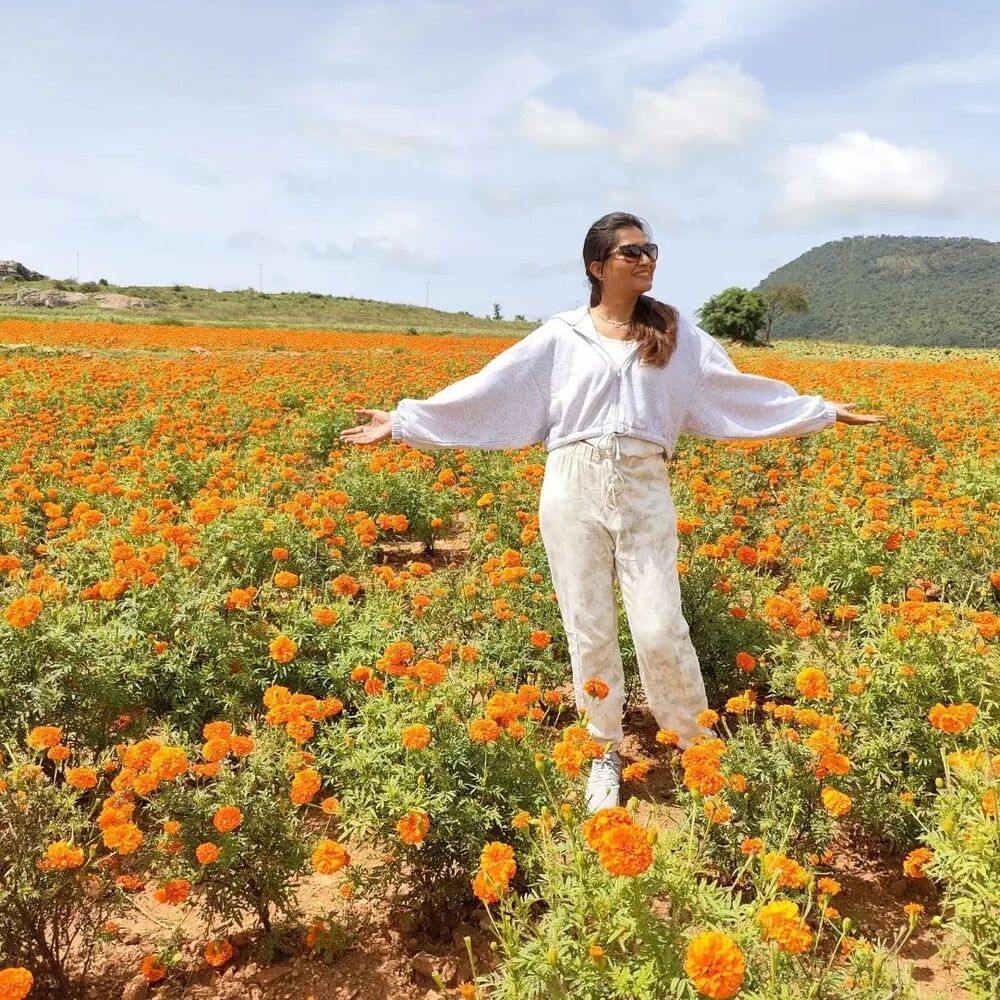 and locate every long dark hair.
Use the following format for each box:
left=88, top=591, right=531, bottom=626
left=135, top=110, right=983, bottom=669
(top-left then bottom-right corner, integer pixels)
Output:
left=582, top=212, right=678, bottom=368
